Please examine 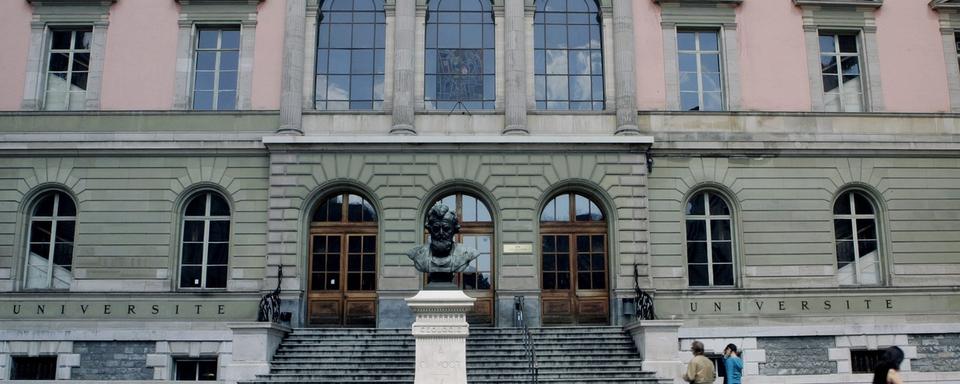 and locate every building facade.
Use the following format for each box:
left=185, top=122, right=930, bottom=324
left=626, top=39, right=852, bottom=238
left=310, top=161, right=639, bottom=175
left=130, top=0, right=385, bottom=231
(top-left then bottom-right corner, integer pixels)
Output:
left=0, top=0, right=958, bottom=382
